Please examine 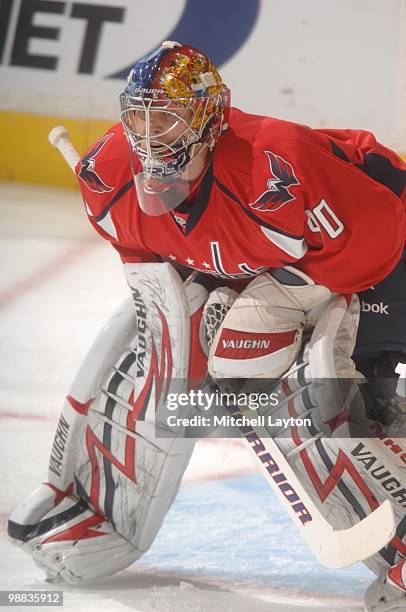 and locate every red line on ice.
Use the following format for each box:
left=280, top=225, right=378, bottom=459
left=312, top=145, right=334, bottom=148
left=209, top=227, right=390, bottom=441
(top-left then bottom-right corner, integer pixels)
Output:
left=183, top=467, right=257, bottom=484
left=0, top=410, right=54, bottom=422
left=0, top=240, right=96, bottom=309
